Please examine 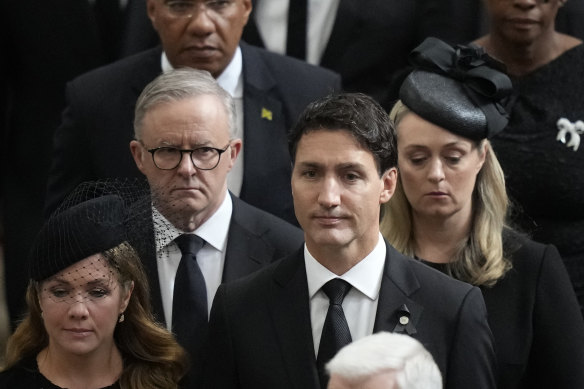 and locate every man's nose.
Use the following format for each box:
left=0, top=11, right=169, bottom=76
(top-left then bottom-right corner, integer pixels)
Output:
left=318, top=176, right=341, bottom=207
